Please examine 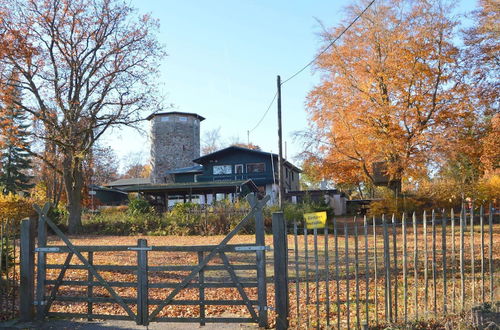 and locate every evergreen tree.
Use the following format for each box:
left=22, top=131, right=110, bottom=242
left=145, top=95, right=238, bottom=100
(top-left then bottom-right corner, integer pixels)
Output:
left=0, top=71, right=33, bottom=194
